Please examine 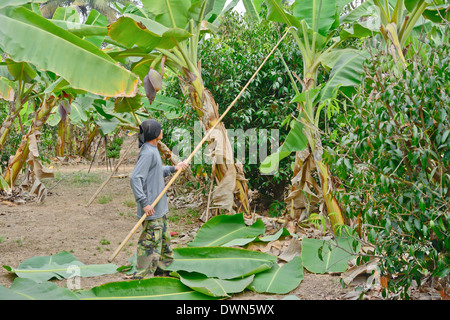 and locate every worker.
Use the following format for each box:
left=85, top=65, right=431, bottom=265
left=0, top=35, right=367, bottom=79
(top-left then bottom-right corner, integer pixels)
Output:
left=129, top=119, right=188, bottom=279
